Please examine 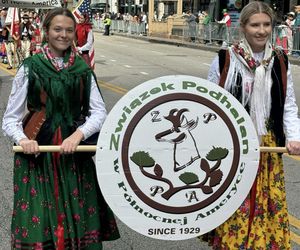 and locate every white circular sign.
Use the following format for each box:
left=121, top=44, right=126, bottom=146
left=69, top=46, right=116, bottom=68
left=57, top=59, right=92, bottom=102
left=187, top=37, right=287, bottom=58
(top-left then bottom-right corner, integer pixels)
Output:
left=96, top=75, right=259, bottom=240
